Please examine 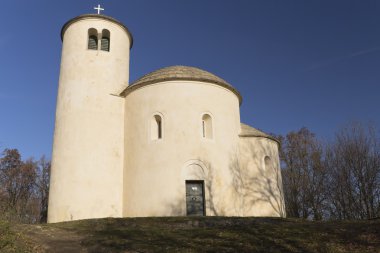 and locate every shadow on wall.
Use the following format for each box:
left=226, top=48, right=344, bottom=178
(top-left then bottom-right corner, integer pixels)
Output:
left=169, top=160, right=221, bottom=216
left=193, top=160, right=220, bottom=216
left=167, top=198, right=184, bottom=216
left=196, top=151, right=285, bottom=217
left=229, top=141, right=286, bottom=217
left=166, top=141, right=285, bottom=218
